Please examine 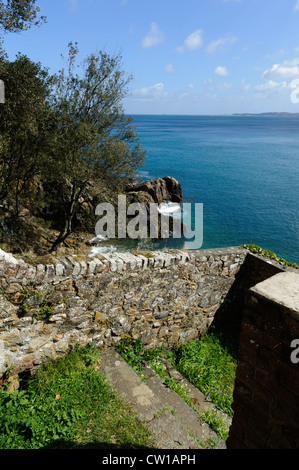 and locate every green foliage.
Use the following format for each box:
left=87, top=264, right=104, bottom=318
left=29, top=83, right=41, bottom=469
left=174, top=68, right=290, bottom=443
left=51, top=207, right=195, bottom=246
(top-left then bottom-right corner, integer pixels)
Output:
left=0, top=53, right=54, bottom=213
left=45, top=42, right=145, bottom=250
left=198, top=409, right=229, bottom=442
left=116, top=332, right=237, bottom=418
left=18, top=286, right=56, bottom=319
left=170, top=333, right=237, bottom=417
left=0, top=0, right=46, bottom=34
left=131, top=250, right=154, bottom=258
left=243, top=244, right=299, bottom=270
left=115, top=336, right=167, bottom=376
left=0, top=344, right=154, bottom=449
left=19, top=285, right=35, bottom=302
left=115, top=334, right=234, bottom=440
left=35, top=301, right=56, bottom=320
left=0, top=40, right=145, bottom=251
